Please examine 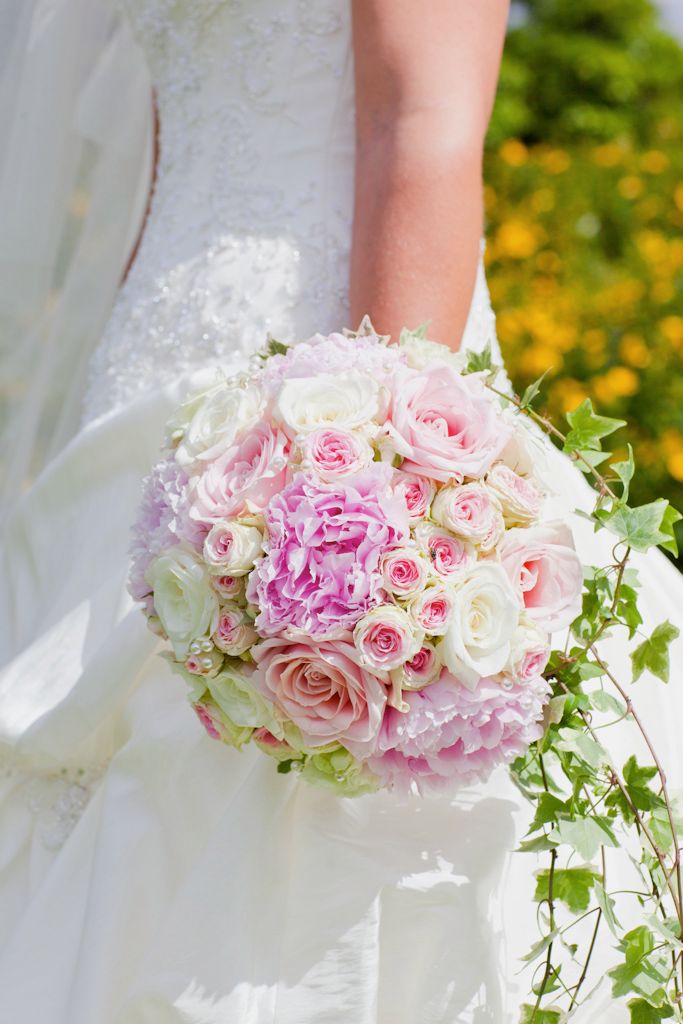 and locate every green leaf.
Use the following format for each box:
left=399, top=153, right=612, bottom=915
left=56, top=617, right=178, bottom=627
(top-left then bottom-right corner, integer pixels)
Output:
left=534, top=866, right=599, bottom=913
left=646, top=914, right=683, bottom=952
left=609, top=954, right=668, bottom=1000
left=594, top=881, right=621, bottom=937
left=520, top=1004, right=564, bottom=1024
left=591, top=690, right=626, bottom=716
left=529, top=793, right=571, bottom=832
left=564, top=399, right=625, bottom=454
left=551, top=815, right=618, bottom=861
left=398, top=323, right=430, bottom=344
left=519, top=927, right=560, bottom=963
left=598, top=500, right=681, bottom=554
left=624, top=926, right=655, bottom=967
left=556, top=730, right=609, bottom=769
left=276, top=759, right=293, bottom=774
left=631, top=621, right=680, bottom=683
left=572, top=447, right=612, bottom=472
left=517, top=833, right=559, bottom=853
left=264, top=335, right=289, bottom=357
left=628, top=998, right=675, bottom=1023
left=612, top=444, right=635, bottom=505
left=520, top=369, right=550, bottom=410
left=464, top=342, right=493, bottom=374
